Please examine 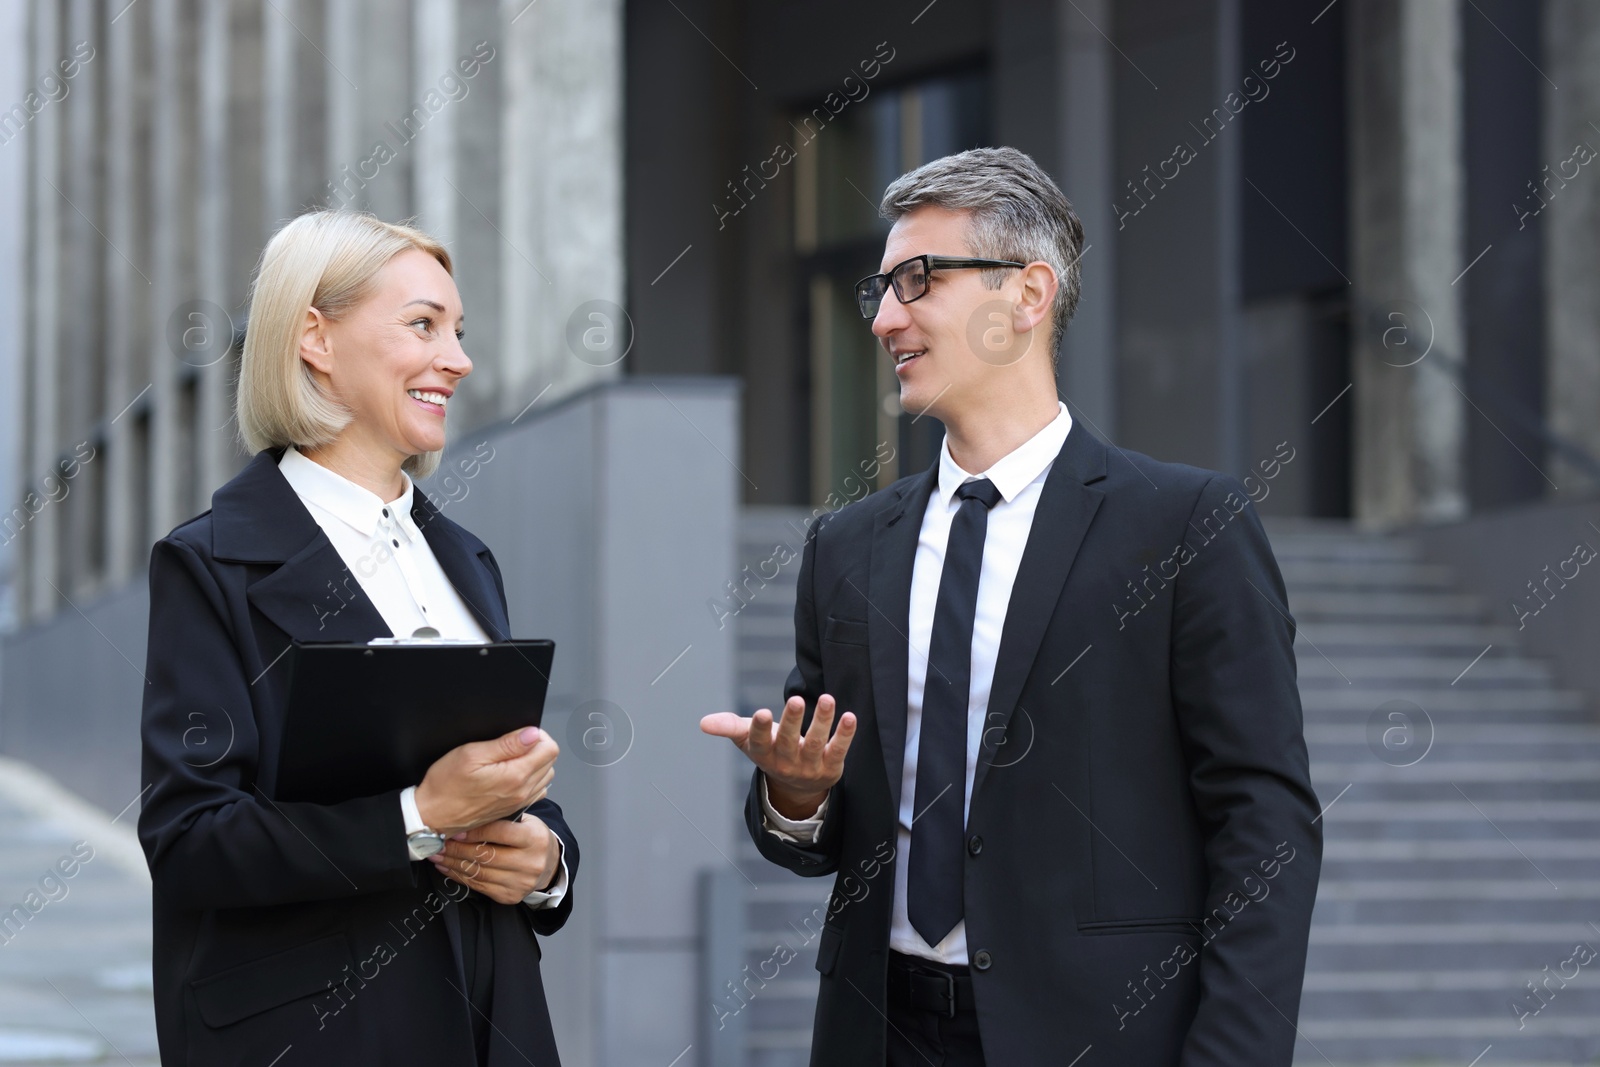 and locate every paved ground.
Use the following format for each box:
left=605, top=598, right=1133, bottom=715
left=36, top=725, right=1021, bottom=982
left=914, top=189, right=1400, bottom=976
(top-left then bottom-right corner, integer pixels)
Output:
left=0, top=758, right=157, bottom=1066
